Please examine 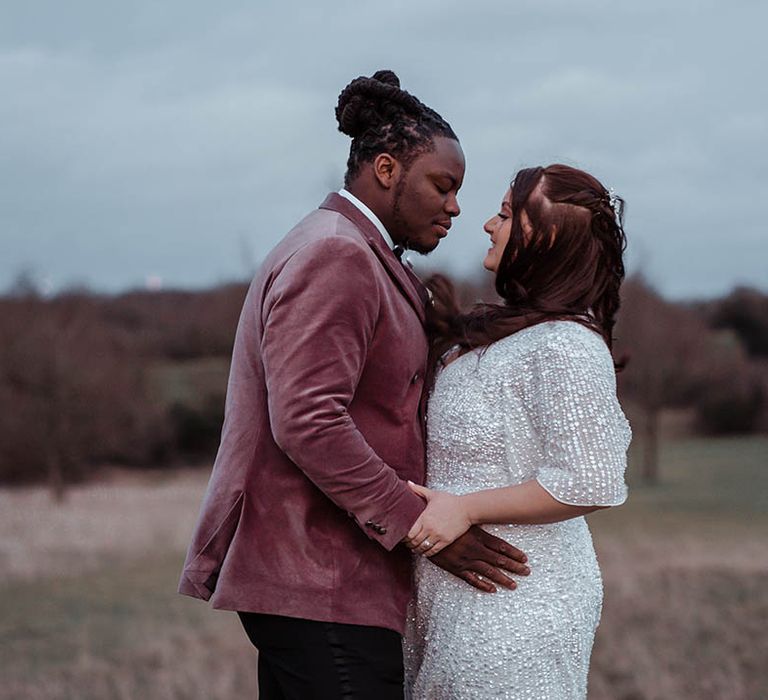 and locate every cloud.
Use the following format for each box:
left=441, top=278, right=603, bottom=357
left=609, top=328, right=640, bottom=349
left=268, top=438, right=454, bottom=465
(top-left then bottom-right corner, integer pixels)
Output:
left=0, top=0, right=765, bottom=297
